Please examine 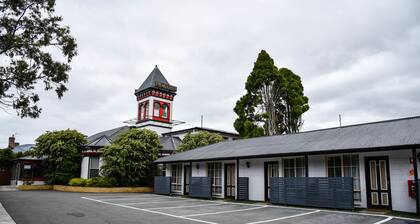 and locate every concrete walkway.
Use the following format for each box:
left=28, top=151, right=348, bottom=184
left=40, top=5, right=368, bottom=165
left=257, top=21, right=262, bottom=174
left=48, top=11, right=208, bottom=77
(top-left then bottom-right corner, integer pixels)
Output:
left=0, top=186, right=17, bottom=192
left=0, top=202, right=15, bottom=224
